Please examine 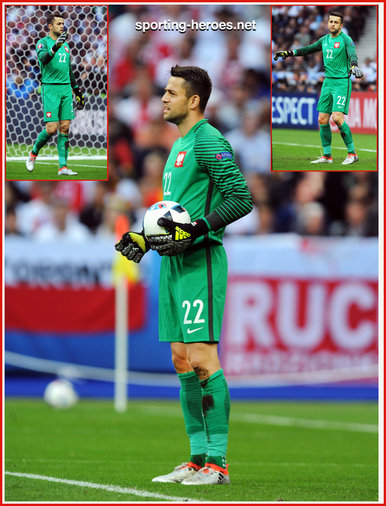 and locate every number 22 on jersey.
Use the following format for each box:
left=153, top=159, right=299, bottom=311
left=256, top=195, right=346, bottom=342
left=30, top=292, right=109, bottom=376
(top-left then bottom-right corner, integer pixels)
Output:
left=163, top=171, right=172, bottom=196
